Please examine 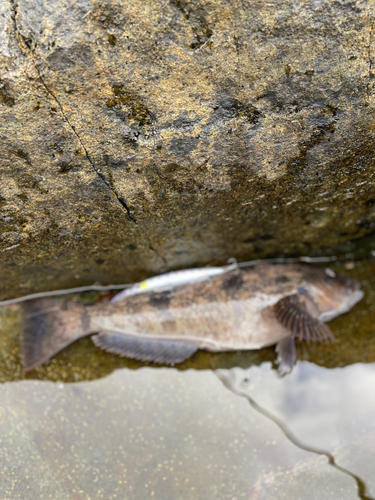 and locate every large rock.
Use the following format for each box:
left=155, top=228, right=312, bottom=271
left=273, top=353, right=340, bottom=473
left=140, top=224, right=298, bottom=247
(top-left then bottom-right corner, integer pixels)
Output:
left=0, top=0, right=375, bottom=296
